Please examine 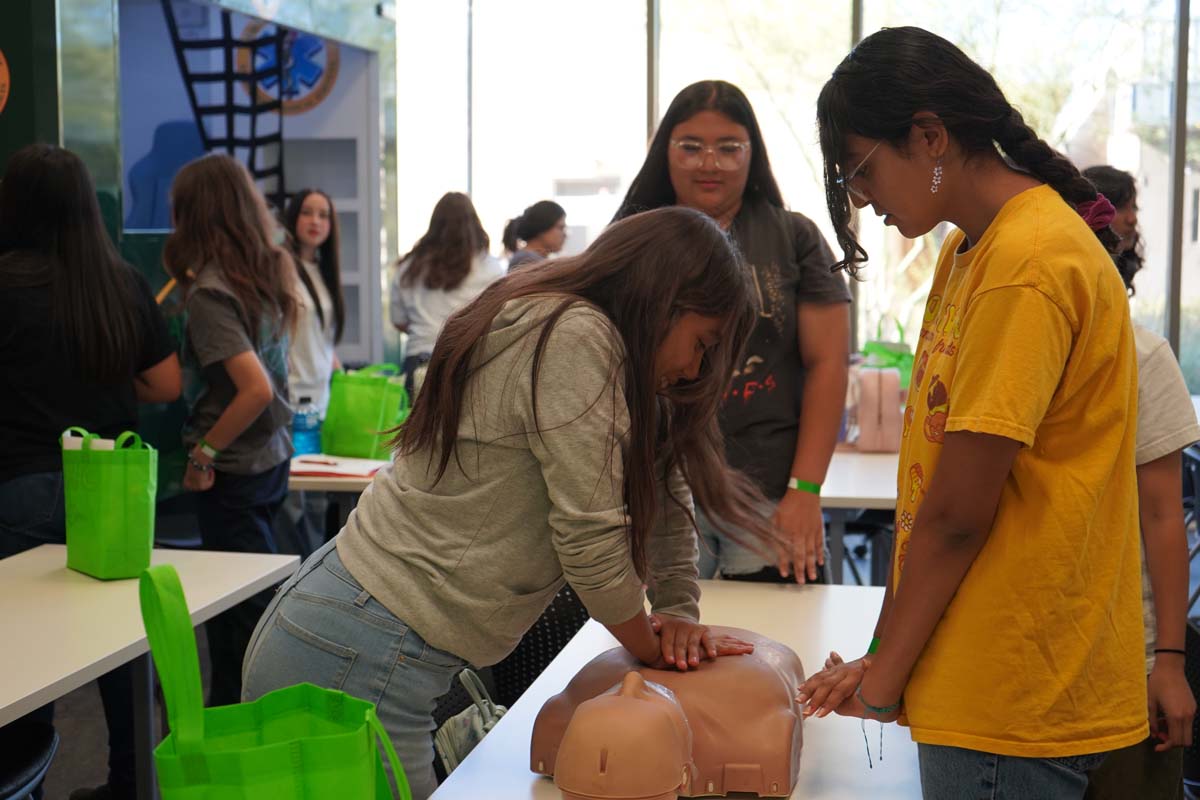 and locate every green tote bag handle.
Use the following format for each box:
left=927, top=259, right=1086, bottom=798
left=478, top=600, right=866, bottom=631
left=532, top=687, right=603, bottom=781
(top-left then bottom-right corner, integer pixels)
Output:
left=60, top=426, right=99, bottom=449
left=139, top=564, right=206, bottom=753
left=368, top=707, right=413, bottom=800
left=355, top=363, right=401, bottom=378
left=115, top=431, right=151, bottom=450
